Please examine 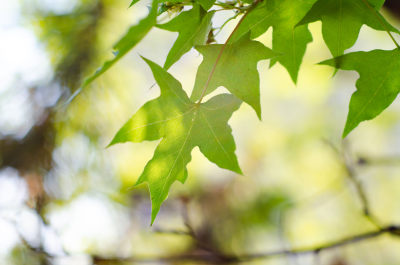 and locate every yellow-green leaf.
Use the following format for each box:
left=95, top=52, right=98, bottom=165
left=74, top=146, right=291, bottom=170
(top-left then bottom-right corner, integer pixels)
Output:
left=231, top=0, right=318, bottom=83
left=110, top=57, right=242, bottom=224
left=190, top=34, right=277, bottom=119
